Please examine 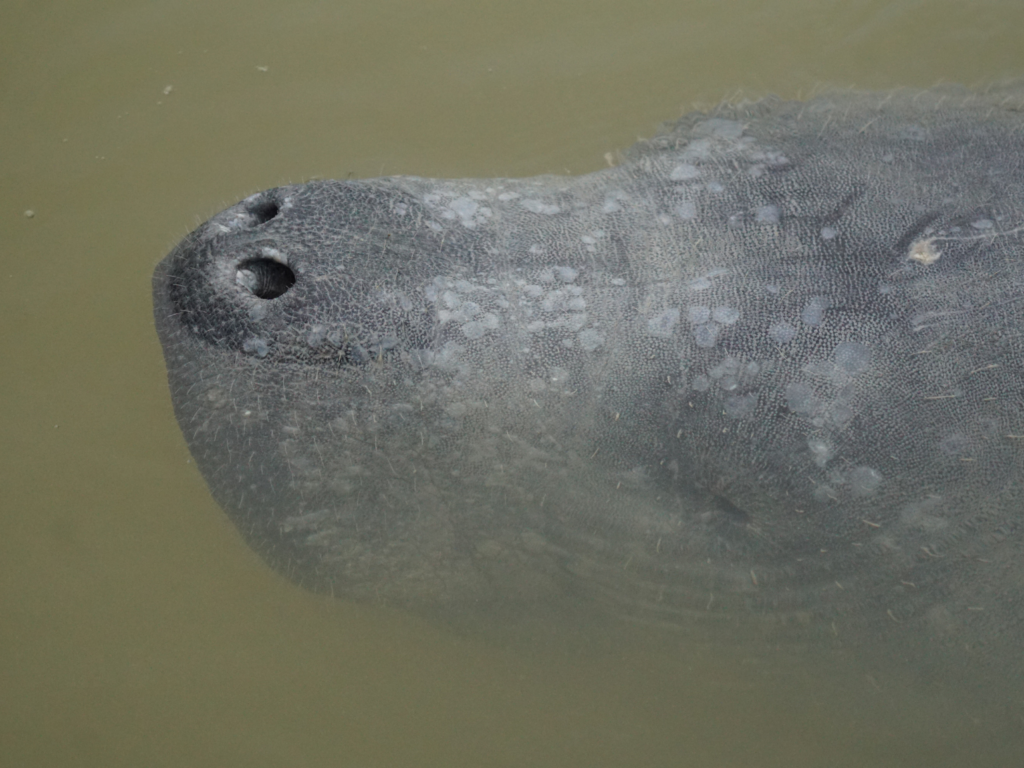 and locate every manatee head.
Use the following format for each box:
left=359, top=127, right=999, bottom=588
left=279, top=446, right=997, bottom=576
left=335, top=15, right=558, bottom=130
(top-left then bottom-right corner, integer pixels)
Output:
left=155, top=90, right=1024, bottom=662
